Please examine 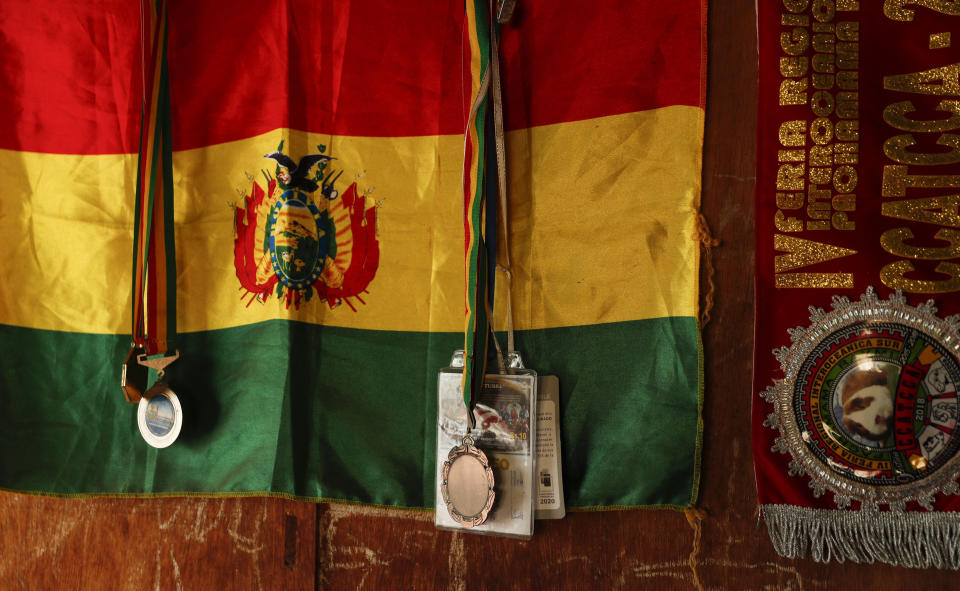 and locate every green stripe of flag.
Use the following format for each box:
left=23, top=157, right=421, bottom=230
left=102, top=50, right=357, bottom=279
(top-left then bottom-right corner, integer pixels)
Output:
left=0, top=317, right=700, bottom=508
